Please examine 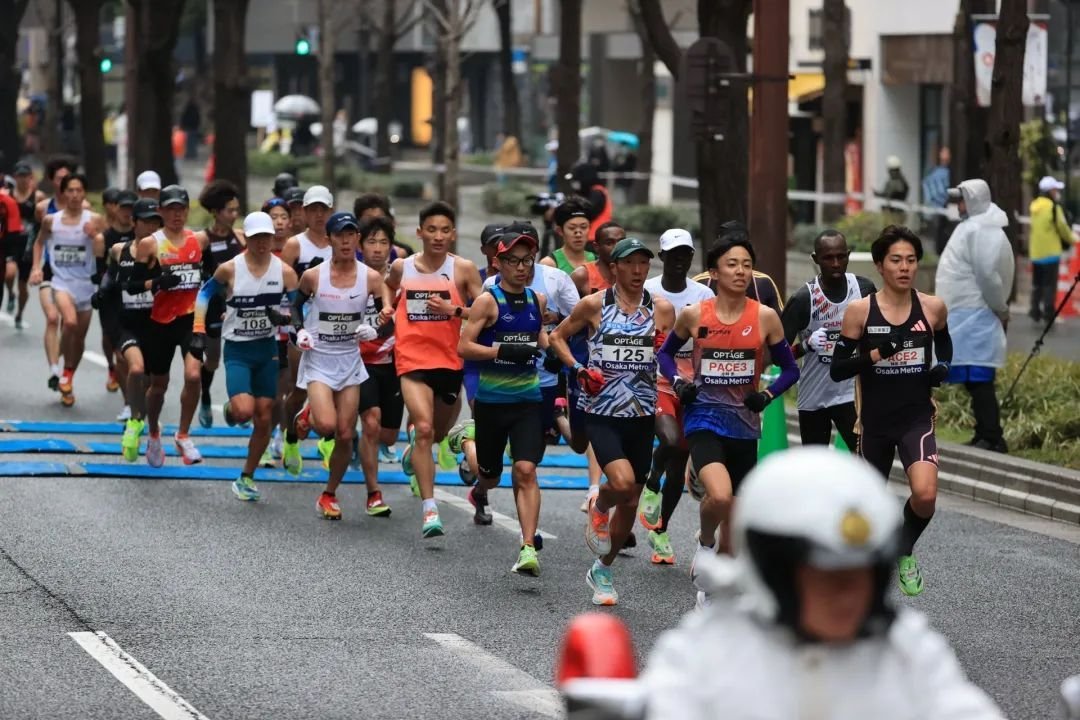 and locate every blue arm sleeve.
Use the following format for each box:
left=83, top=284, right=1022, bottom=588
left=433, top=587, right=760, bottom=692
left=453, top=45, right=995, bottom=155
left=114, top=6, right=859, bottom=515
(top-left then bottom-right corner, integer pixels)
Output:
left=765, top=340, right=800, bottom=398
left=657, top=330, right=687, bottom=383
left=193, top=276, right=225, bottom=334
